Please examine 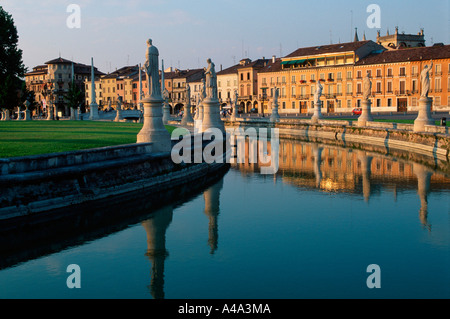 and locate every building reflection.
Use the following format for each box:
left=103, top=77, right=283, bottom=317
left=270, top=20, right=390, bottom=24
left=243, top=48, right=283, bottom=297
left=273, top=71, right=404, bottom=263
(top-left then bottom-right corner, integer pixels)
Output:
left=232, top=138, right=450, bottom=229
left=141, top=205, right=173, bottom=299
